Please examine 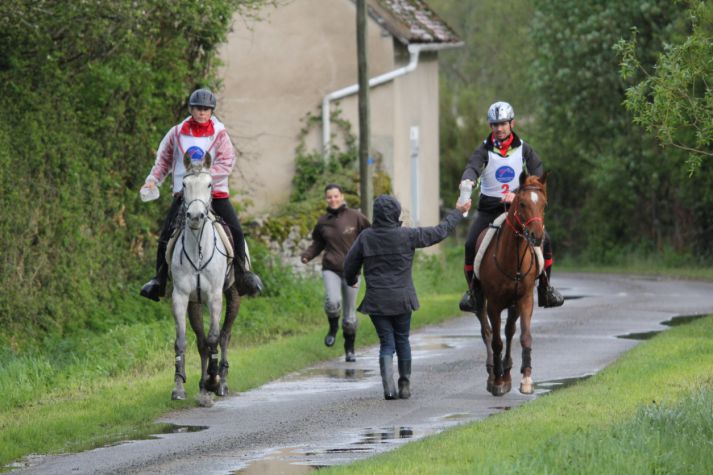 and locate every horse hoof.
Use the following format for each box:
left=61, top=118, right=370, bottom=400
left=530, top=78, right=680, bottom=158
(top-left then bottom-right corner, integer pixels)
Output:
left=520, top=376, right=534, bottom=394
left=486, top=381, right=494, bottom=393
left=196, top=392, right=214, bottom=407
left=502, top=381, right=512, bottom=394
left=171, top=389, right=186, bottom=400
left=216, top=384, right=229, bottom=397
left=490, top=384, right=507, bottom=397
